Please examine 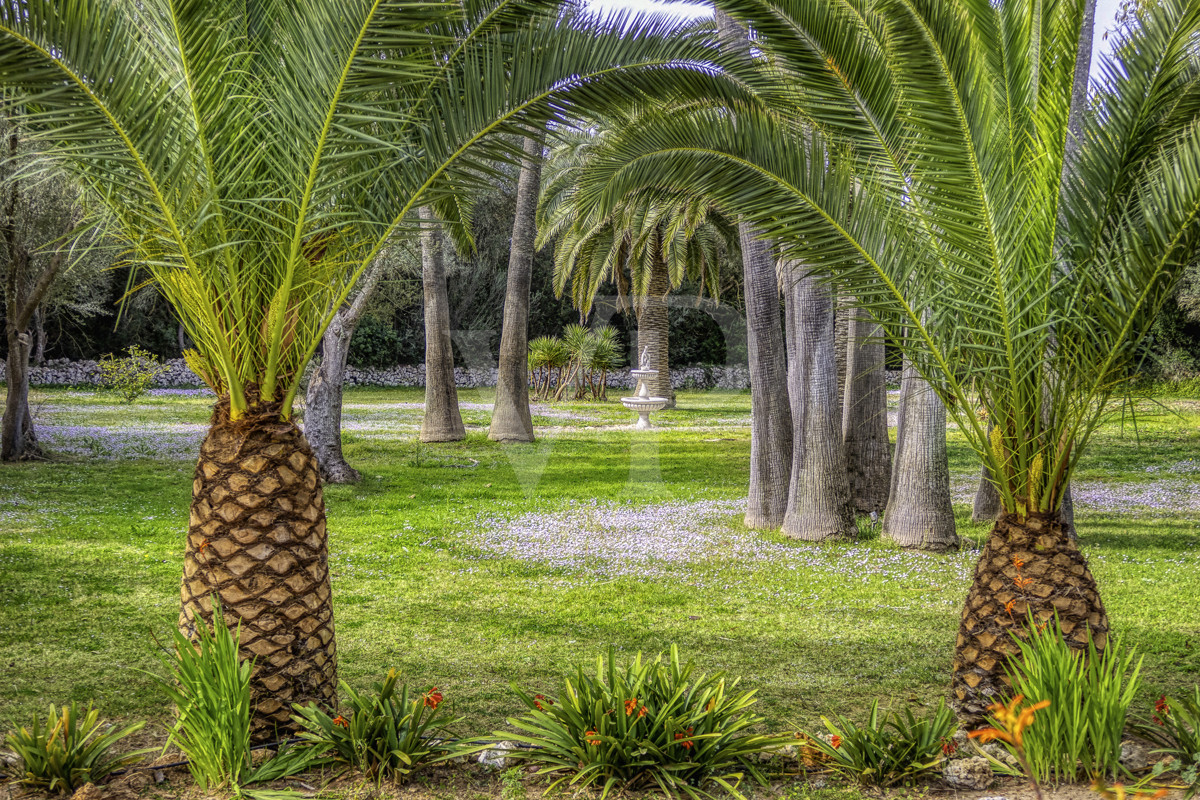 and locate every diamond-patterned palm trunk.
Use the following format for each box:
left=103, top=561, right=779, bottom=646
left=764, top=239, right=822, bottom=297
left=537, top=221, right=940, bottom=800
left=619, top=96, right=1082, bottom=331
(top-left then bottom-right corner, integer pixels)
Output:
left=951, top=510, right=1107, bottom=726
left=180, top=398, right=337, bottom=739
